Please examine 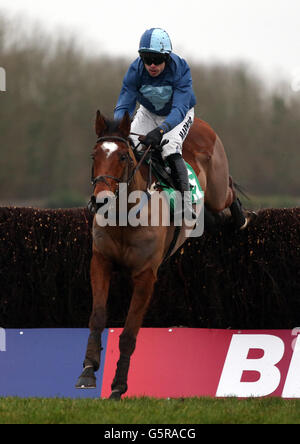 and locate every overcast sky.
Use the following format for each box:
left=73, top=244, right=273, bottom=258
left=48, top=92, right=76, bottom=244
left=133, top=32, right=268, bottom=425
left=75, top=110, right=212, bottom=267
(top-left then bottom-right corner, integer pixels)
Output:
left=1, top=0, right=300, bottom=85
